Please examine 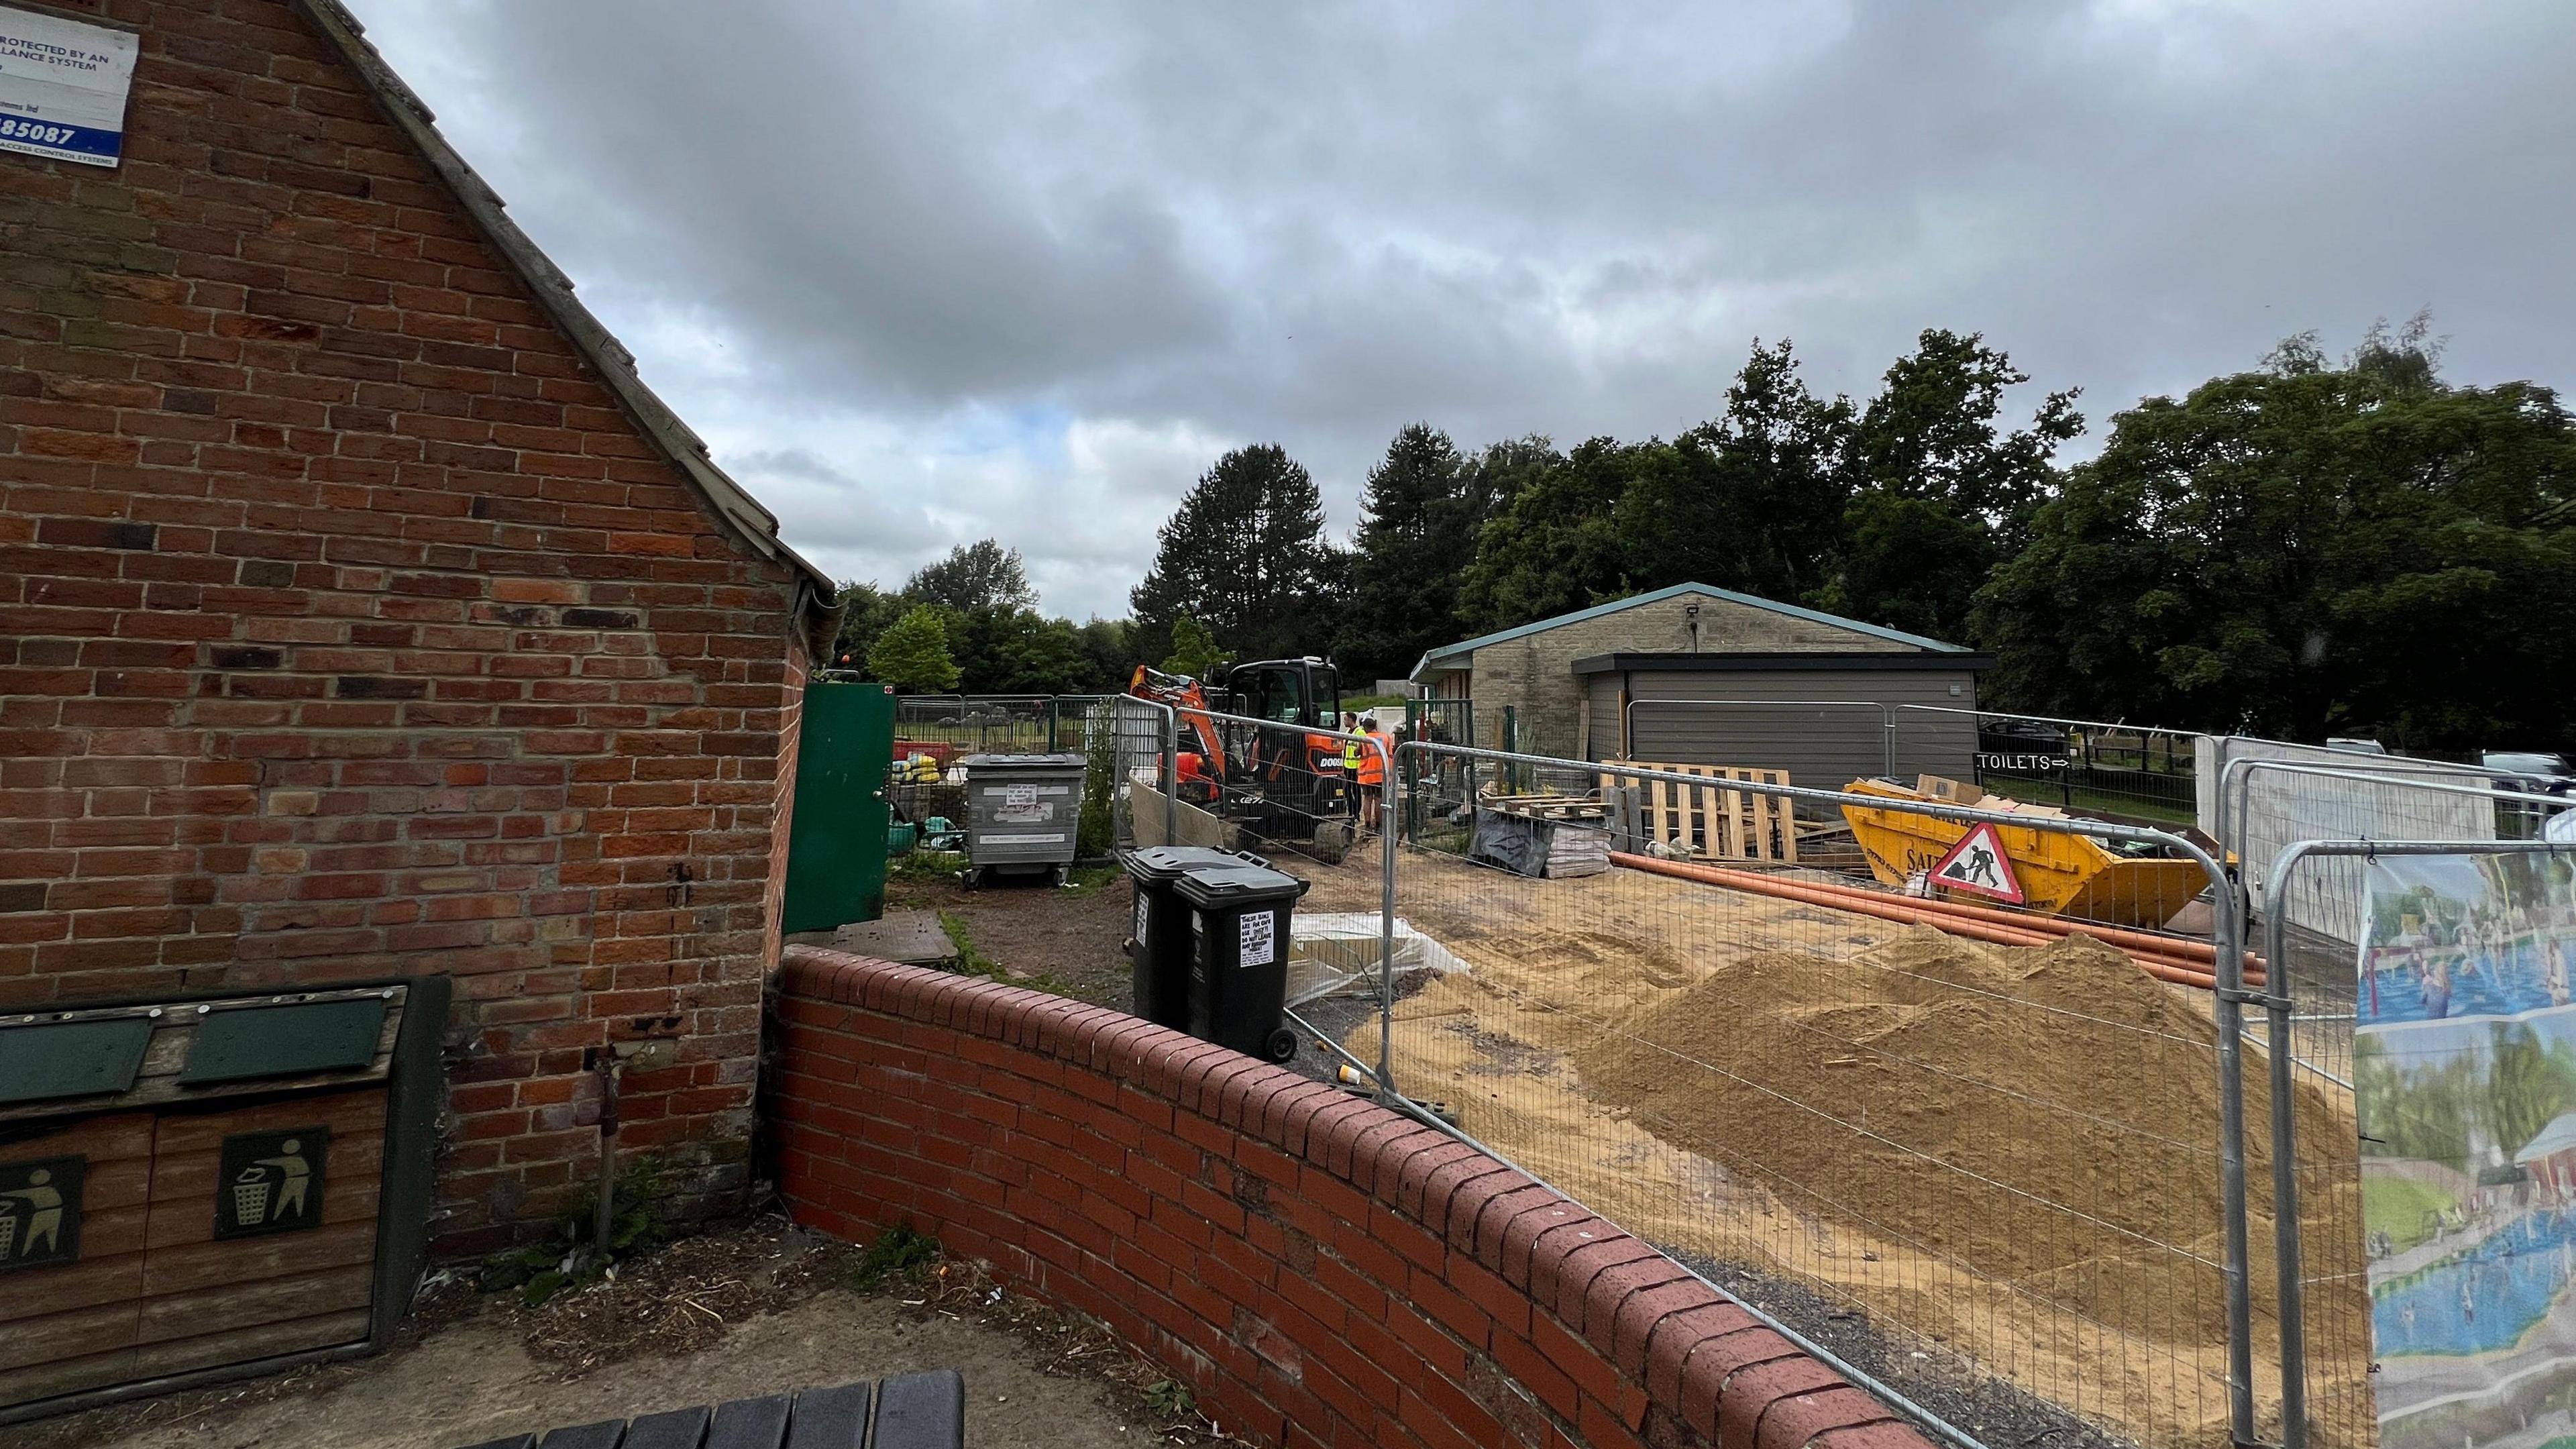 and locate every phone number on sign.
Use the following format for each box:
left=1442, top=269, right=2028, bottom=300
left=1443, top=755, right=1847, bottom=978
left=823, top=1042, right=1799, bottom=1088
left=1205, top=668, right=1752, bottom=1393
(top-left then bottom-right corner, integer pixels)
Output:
left=0, top=118, right=83, bottom=146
